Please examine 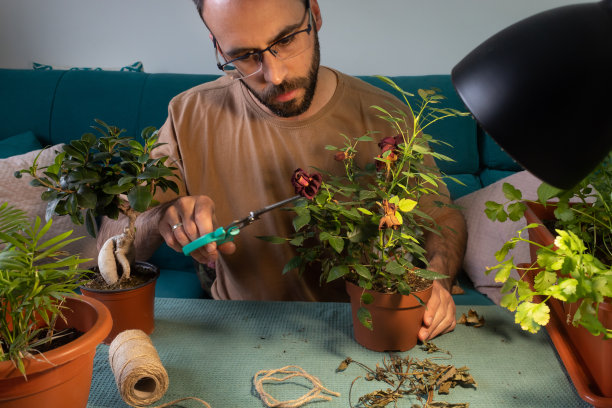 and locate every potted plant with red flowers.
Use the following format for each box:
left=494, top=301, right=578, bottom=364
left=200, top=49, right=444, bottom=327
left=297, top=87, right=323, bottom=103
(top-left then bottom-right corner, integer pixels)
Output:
left=261, top=77, right=468, bottom=351
left=0, top=202, right=112, bottom=407
left=17, top=119, right=179, bottom=344
left=484, top=153, right=612, bottom=401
